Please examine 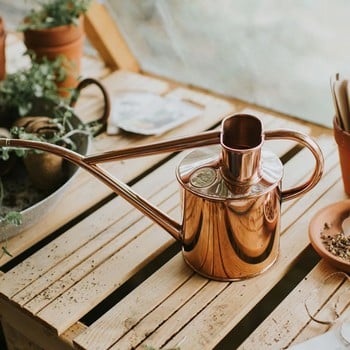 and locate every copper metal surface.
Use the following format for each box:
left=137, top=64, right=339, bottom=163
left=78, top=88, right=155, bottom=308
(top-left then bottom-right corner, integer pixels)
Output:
left=0, top=113, right=324, bottom=280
